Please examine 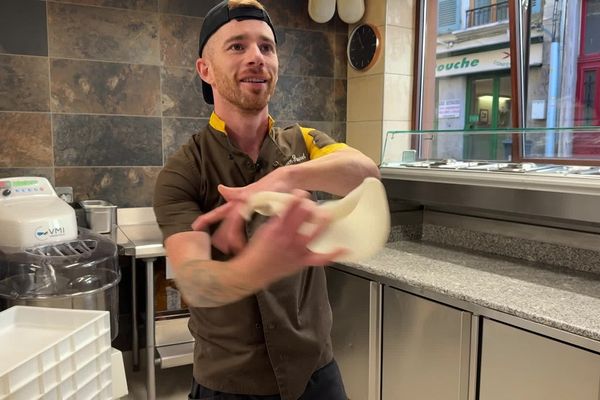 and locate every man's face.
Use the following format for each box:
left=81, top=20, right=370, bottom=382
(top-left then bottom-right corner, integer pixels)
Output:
left=201, top=18, right=278, bottom=111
